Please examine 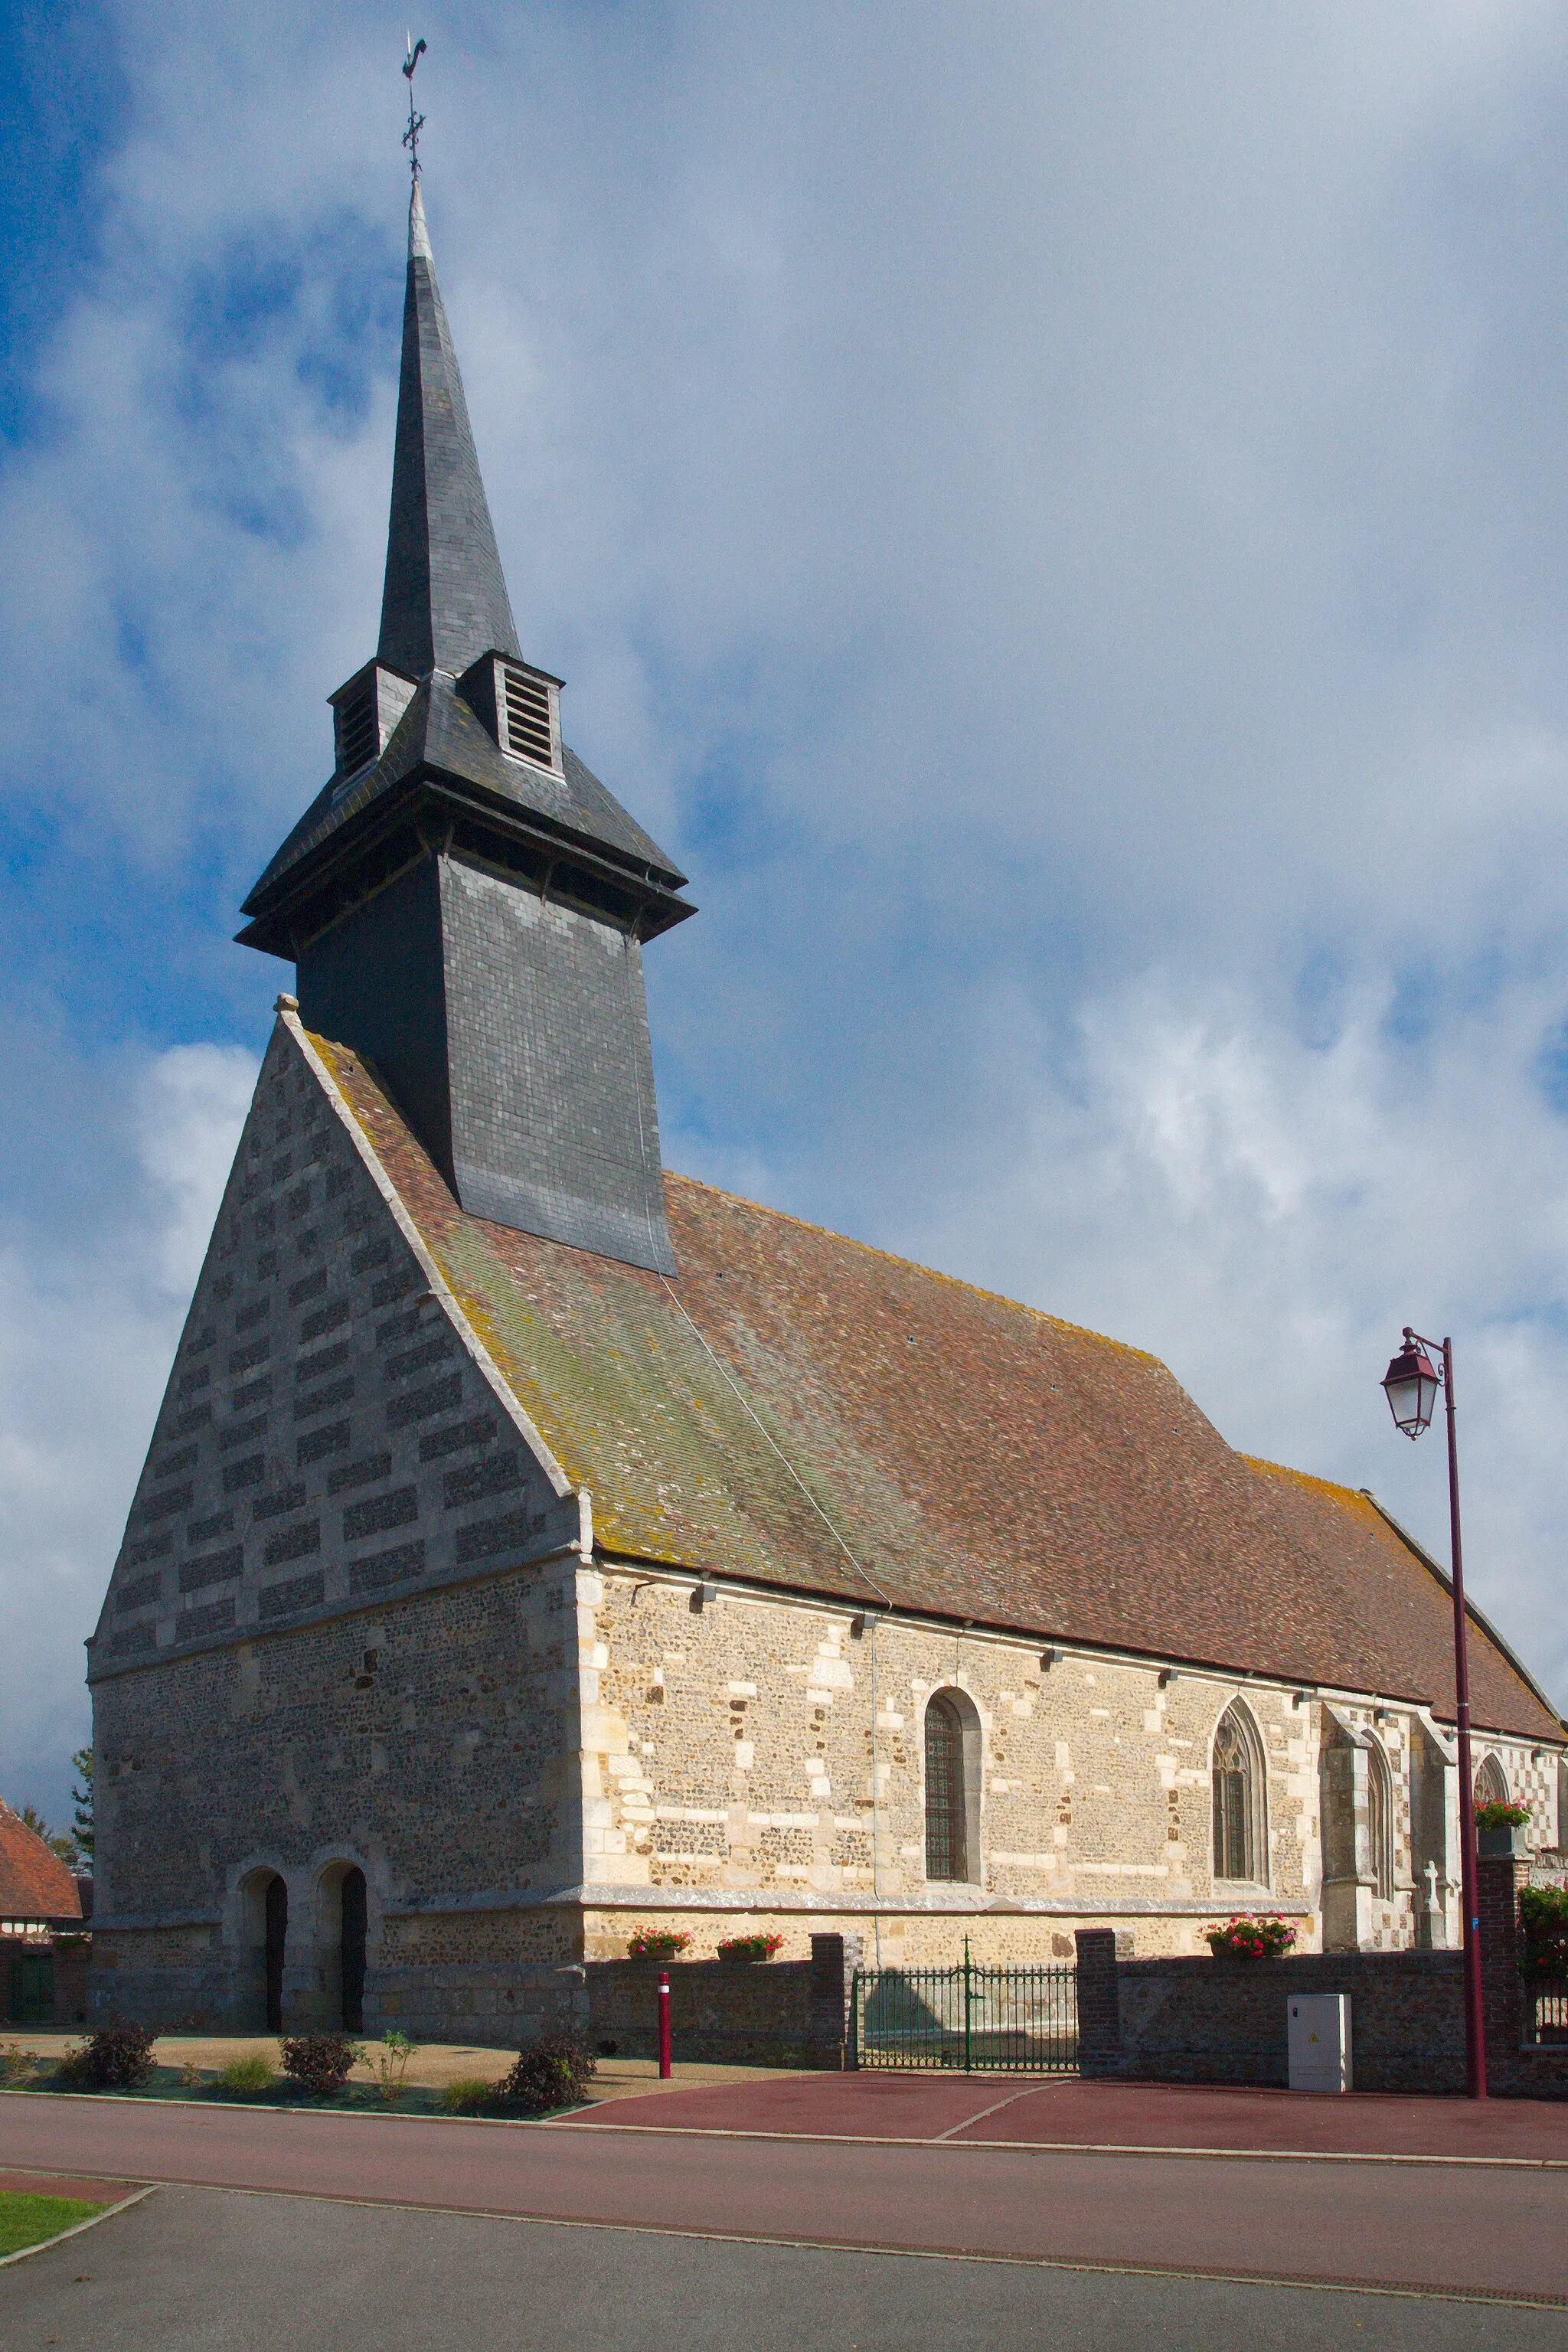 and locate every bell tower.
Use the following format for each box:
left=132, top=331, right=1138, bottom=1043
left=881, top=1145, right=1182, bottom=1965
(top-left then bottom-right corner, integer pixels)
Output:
left=237, top=179, right=692, bottom=1275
